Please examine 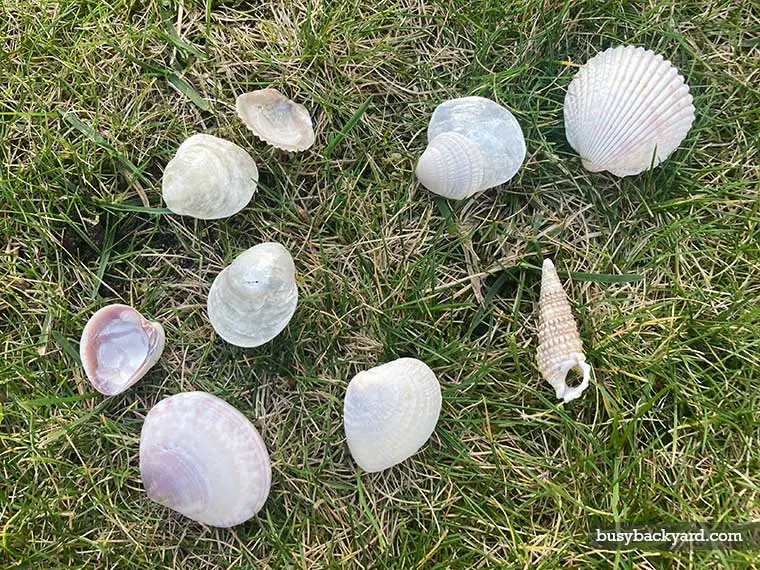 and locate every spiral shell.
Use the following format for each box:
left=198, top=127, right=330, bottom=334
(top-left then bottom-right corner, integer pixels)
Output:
left=139, top=391, right=272, bottom=527
left=162, top=134, right=258, bottom=219
left=415, top=96, right=526, bottom=199
left=343, top=358, right=441, bottom=472
left=80, top=304, right=164, bottom=395
left=536, top=259, right=591, bottom=403
left=564, top=45, right=695, bottom=176
left=236, top=88, right=315, bottom=152
left=207, top=242, right=298, bottom=348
